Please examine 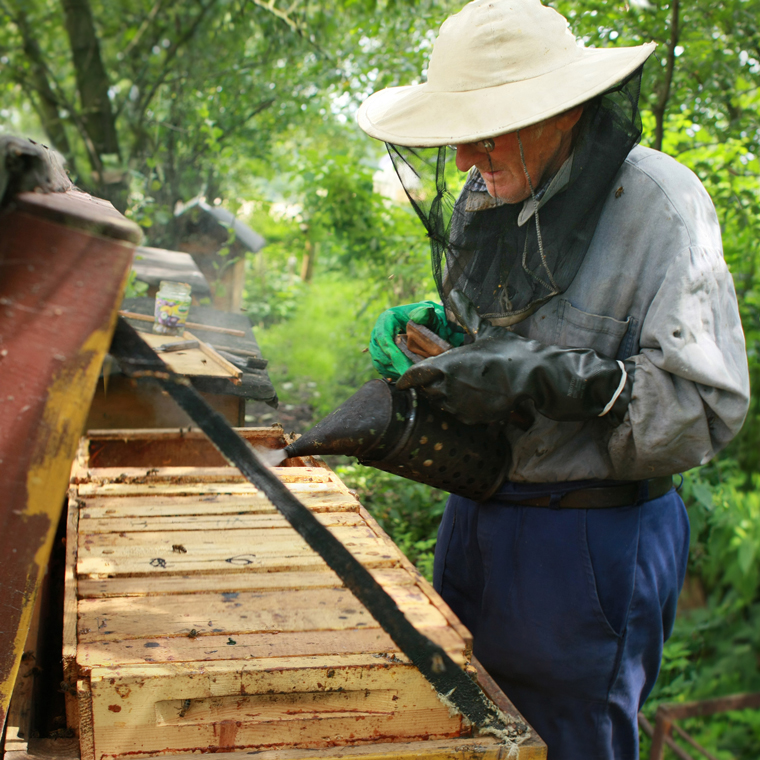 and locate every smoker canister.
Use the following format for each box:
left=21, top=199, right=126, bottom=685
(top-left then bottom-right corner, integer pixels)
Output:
left=284, top=379, right=510, bottom=501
